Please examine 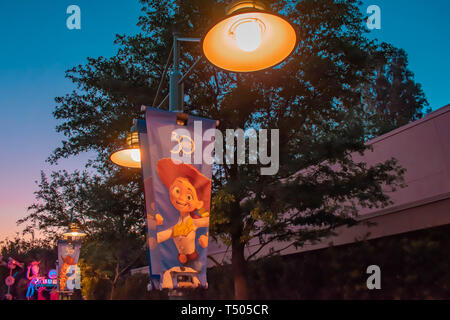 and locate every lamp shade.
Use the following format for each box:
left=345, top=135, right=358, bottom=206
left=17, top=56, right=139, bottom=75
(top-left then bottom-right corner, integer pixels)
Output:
left=110, top=132, right=142, bottom=168
left=62, top=221, right=87, bottom=239
left=202, top=1, right=297, bottom=72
